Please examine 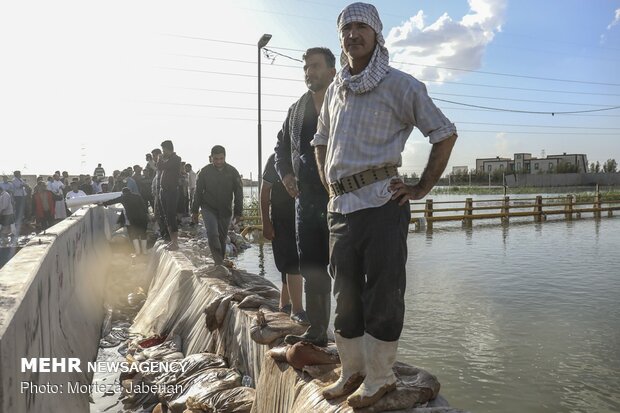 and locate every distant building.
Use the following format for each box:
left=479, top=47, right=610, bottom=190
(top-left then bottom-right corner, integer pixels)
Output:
left=475, top=156, right=512, bottom=173
left=452, top=166, right=468, bottom=174
left=476, top=153, right=588, bottom=174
